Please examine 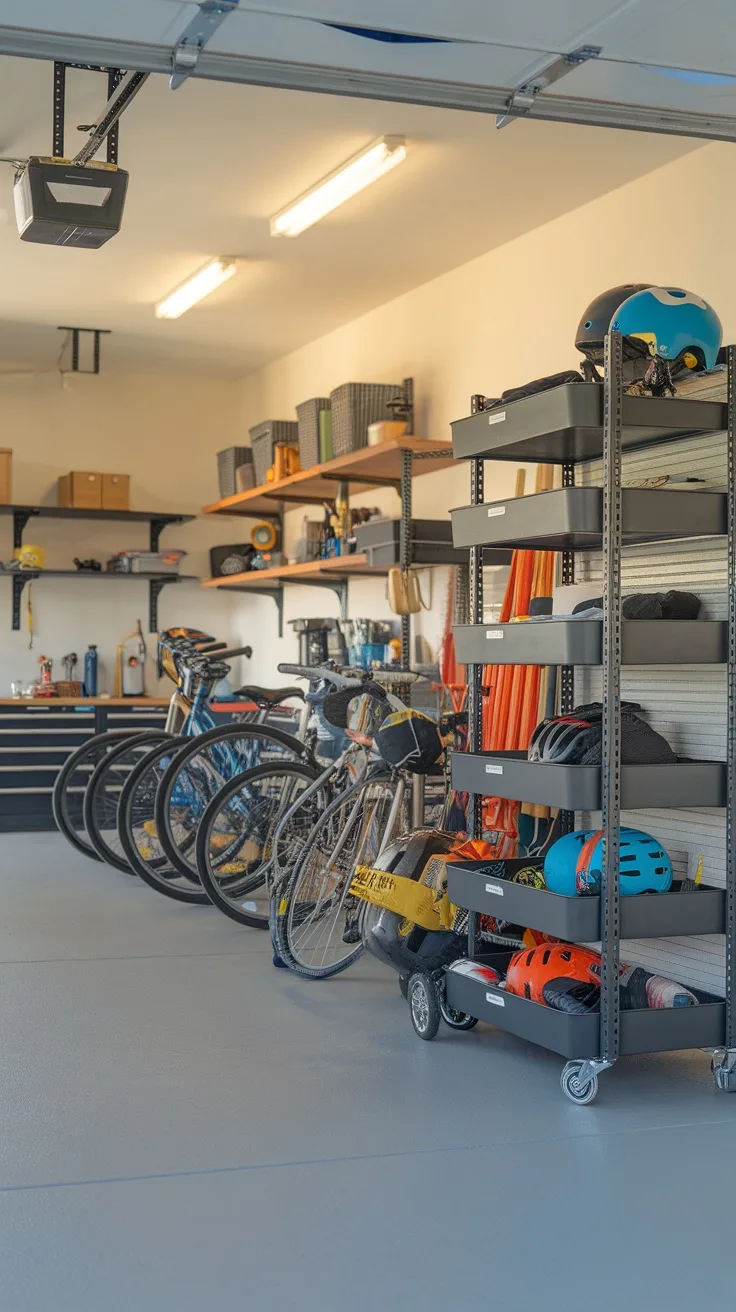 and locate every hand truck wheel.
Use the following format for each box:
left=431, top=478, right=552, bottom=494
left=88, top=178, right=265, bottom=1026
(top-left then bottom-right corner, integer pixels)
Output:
left=561, top=1060, right=599, bottom=1105
left=439, top=992, right=478, bottom=1031
left=408, top=971, right=441, bottom=1041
